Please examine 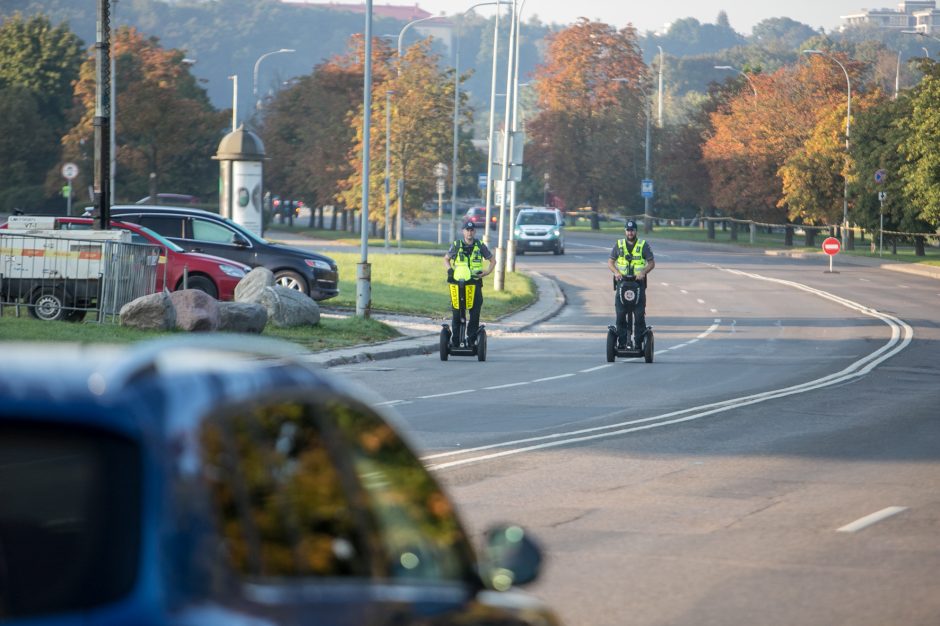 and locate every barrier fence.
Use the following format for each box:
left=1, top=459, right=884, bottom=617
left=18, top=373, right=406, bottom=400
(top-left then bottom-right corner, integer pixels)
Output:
left=0, top=232, right=164, bottom=323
